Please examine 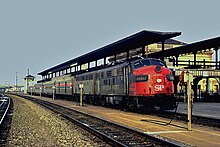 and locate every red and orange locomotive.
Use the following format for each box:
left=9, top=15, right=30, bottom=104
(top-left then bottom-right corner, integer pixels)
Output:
left=127, top=58, right=175, bottom=110
left=28, top=58, right=176, bottom=111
